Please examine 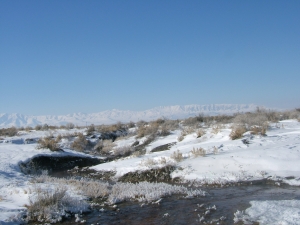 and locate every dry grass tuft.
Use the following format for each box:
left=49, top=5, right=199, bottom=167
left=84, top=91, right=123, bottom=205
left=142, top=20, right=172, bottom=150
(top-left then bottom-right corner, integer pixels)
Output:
left=26, top=185, right=89, bottom=223
left=36, top=136, right=60, bottom=151
left=230, top=126, right=247, bottom=140
left=70, top=133, right=92, bottom=152
left=94, top=139, right=116, bottom=155
left=177, top=135, right=184, bottom=142
left=190, top=147, right=206, bottom=157
left=170, top=150, right=183, bottom=162
left=196, top=129, right=206, bottom=138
